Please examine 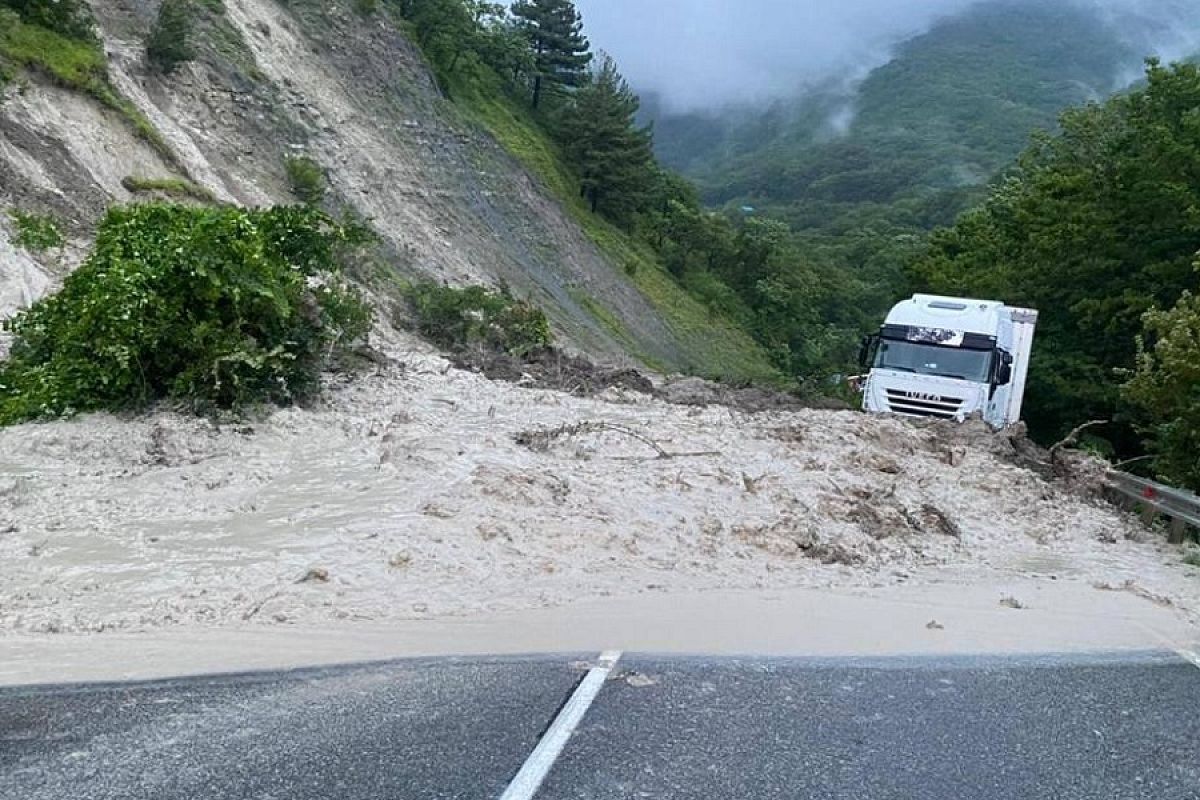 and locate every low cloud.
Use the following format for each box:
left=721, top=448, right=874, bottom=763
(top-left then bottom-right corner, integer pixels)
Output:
left=575, top=0, right=1200, bottom=111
